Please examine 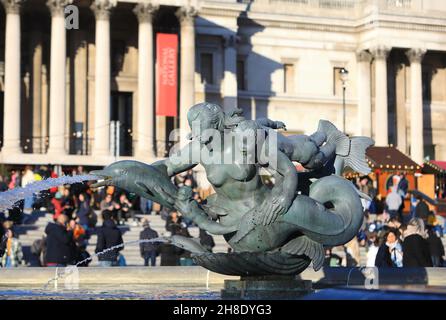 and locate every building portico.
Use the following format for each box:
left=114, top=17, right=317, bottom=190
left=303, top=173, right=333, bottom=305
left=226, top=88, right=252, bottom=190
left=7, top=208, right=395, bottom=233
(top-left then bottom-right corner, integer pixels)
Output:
left=0, top=0, right=445, bottom=168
